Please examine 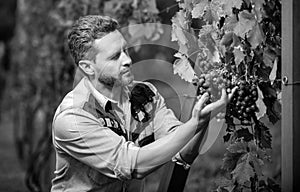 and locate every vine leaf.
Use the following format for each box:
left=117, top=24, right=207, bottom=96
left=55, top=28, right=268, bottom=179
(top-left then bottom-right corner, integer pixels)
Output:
left=171, top=10, right=187, bottom=44
left=269, top=57, right=278, bottom=85
left=199, top=24, right=221, bottom=63
left=255, top=86, right=267, bottom=120
left=222, top=151, right=244, bottom=172
left=233, top=47, right=245, bottom=65
left=252, top=0, right=265, bottom=22
left=192, top=1, right=209, bottom=19
left=227, top=140, right=248, bottom=153
left=178, top=0, right=194, bottom=12
left=220, top=32, right=240, bottom=48
left=254, top=121, right=272, bottom=149
left=173, top=53, right=196, bottom=83
left=234, top=11, right=256, bottom=38
left=248, top=152, right=264, bottom=177
left=223, top=15, right=238, bottom=31
left=232, top=153, right=255, bottom=185
left=263, top=48, right=276, bottom=68
left=248, top=23, right=265, bottom=48
left=235, top=128, right=253, bottom=142
left=218, top=0, right=243, bottom=16
left=202, top=1, right=225, bottom=23
left=223, top=133, right=231, bottom=142
left=215, top=177, right=234, bottom=191
left=171, top=10, right=191, bottom=55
